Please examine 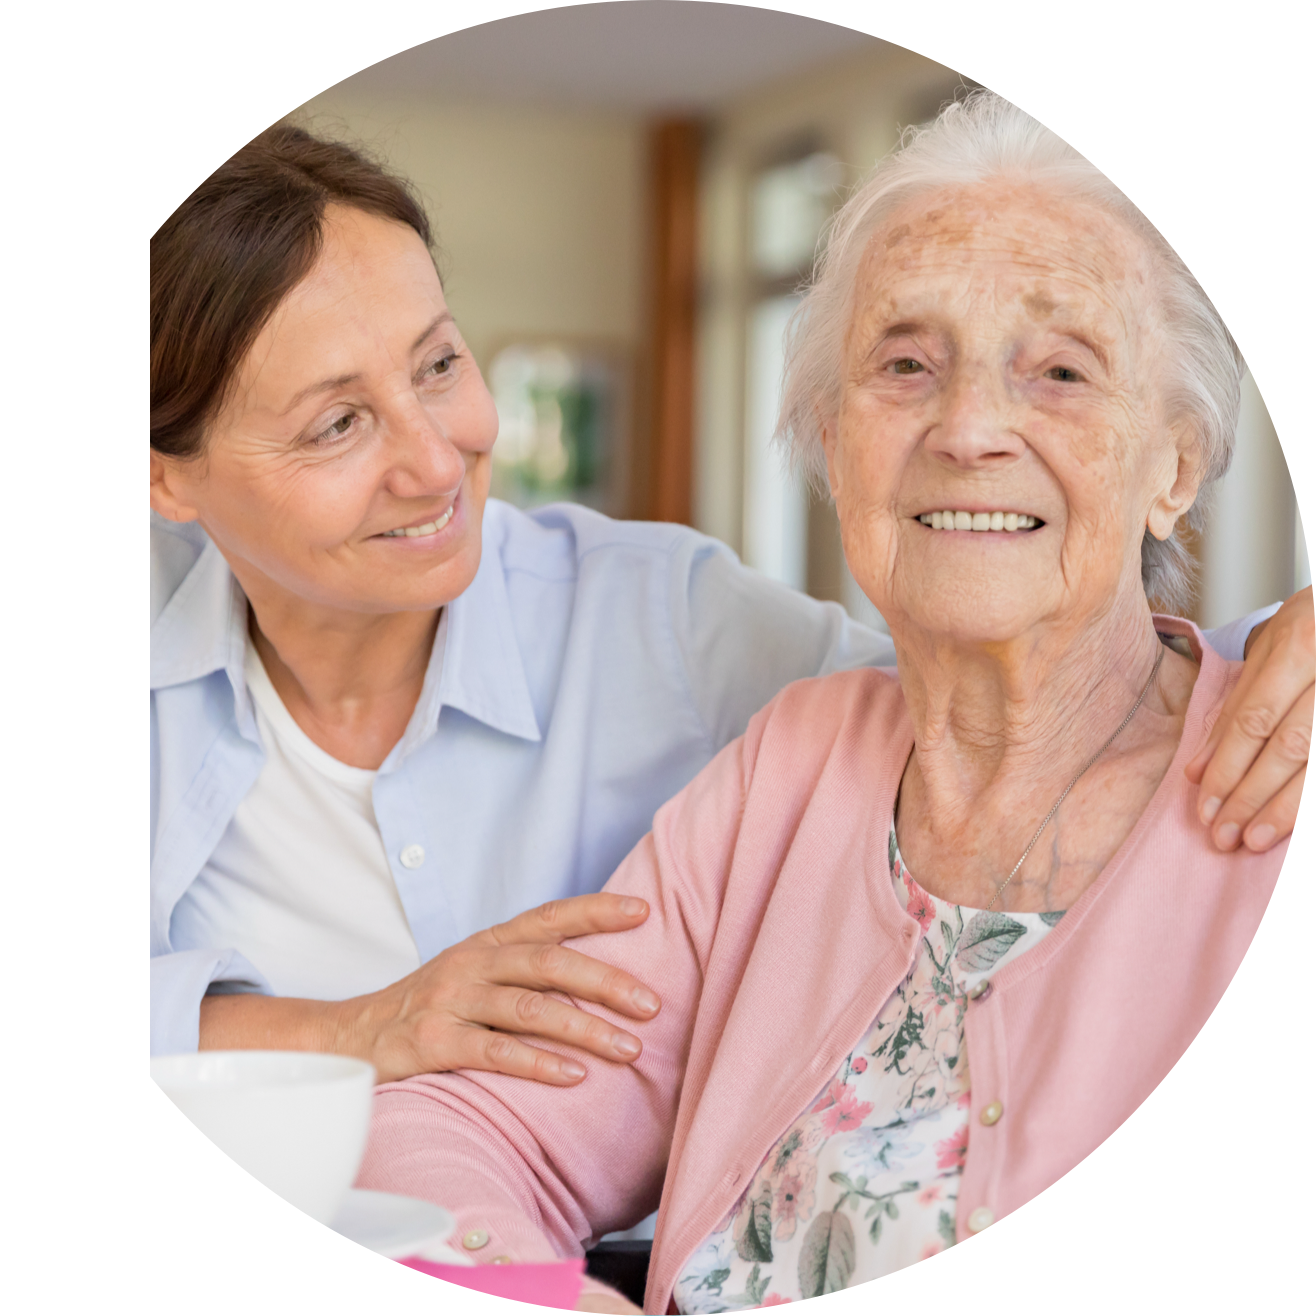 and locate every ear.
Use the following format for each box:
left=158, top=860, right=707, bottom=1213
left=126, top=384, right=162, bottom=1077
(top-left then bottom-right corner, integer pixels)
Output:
left=150, top=449, right=202, bottom=524
left=820, top=416, right=842, bottom=501
left=1146, top=425, right=1204, bottom=542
